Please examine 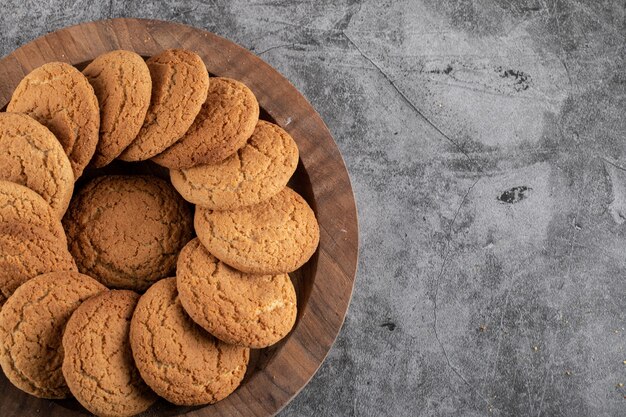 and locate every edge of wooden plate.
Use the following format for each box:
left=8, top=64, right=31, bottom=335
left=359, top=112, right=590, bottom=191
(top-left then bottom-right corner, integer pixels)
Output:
left=0, top=18, right=358, bottom=417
